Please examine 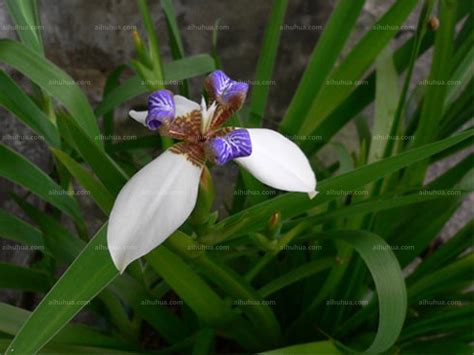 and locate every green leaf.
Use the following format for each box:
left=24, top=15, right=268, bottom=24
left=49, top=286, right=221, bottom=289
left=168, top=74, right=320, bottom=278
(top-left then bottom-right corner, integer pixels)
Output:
left=0, top=144, right=82, bottom=223
left=0, top=263, right=52, bottom=292
left=426, top=153, right=473, bottom=190
left=165, top=232, right=281, bottom=347
left=368, top=47, right=399, bottom=163
left=146, top=245, right=265, bottom=350
left=391, top=196, right=464, bottom=268
left=381, top=0, right=435, bottom=161
left=160, top=0, right=185, bottom=58
left=0, top=209, right=44, bottom=248
left=160, top=0, right=190, bottom=96
left=5, top=0, right=43, bottom=53
left=408, top=220, right=474, bottom=283
left=0, top=303, right=135, bottom=350
left=404, top=0, right=459, bottom=186
left=305, top=2, right=470, bottom=154
left=258, top=258, right=334, bottom=297
left=280, top=0, right=365, bottom=133
left=95, top=55, right=215, bottom=116
left=51, top=148, right=114, bottom=214
left=12, top=195, right=84, bottom=264
left=0, top=339, right=138, bottom=354
left=401, top=304, right=474, bottom=341
left=95, top=75, right=146, bottom=117
left=407, top=254, right=473, bottom=303
left=5, top=225, right=119, bottom=354
left=108, top=275, right=189, bottom=344
left=440, top=78, right=474, bottom=138
left=332, top=143, right=354, bottom=175
left=248, top=0, right=288, bottom=127
left=57, top=112, right=129, bottom=197
left=322, top=231, right=406, bottom=353
left=261, top=340, right=342, bottom=354
left=297, top=0, right=419, bottom=136
left=191, top=329, right=214, bottom=355
left=101, top=65, right=128, bottom=141
left=137, top=0, right=165, bottom=83
left=446, top=34, right=473, bottom=105
left=0, top=39, right=100, bottom=141
left=290, top=191, right=457, bottom=230
left=203, top=129, right=473, bottom=244
left=400, top=339, right=473, bottom=355
left=108, top=135, right=161, bottom=152
left=163, top=54, right=215, bottom=82
left=0, top=70, right=60, bottom=147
